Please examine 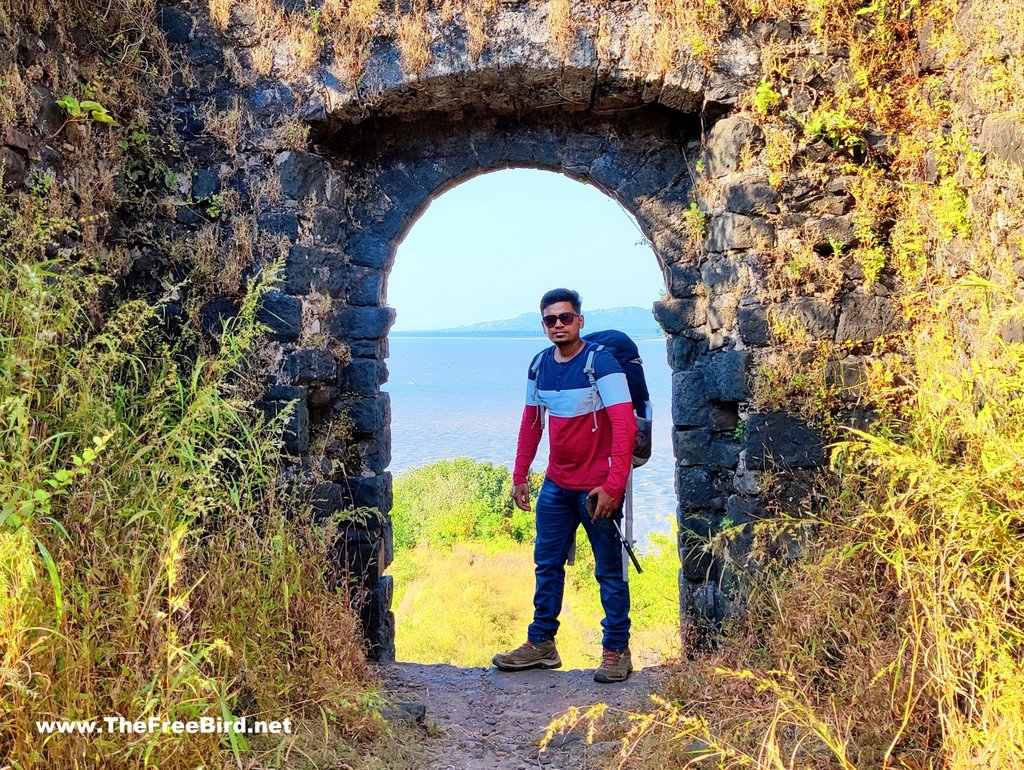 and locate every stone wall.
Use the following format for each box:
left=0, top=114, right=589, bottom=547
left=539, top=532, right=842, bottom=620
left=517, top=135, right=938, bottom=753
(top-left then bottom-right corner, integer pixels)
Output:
left=3, top=0, right=957, bottom=659
left=155, top=1, right=902, bottom=658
